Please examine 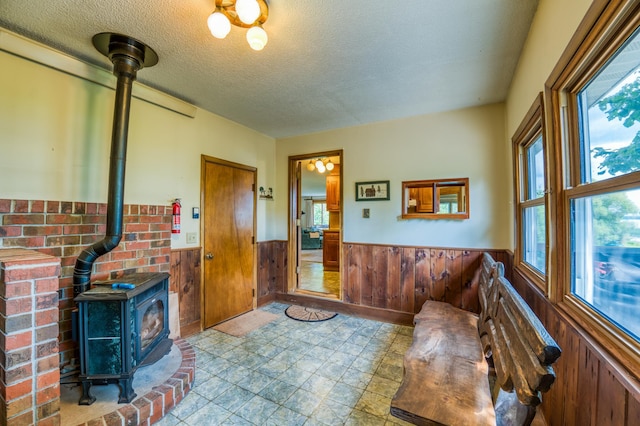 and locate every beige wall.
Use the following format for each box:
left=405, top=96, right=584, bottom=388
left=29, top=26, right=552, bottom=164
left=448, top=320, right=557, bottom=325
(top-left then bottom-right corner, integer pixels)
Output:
left=276, top=103, right=510, bottom=249
left=504, top=0, right=593, bottom=249
left=2, top=0, right=598, bottom=251
left=0, top=48, right=277, bottom=247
